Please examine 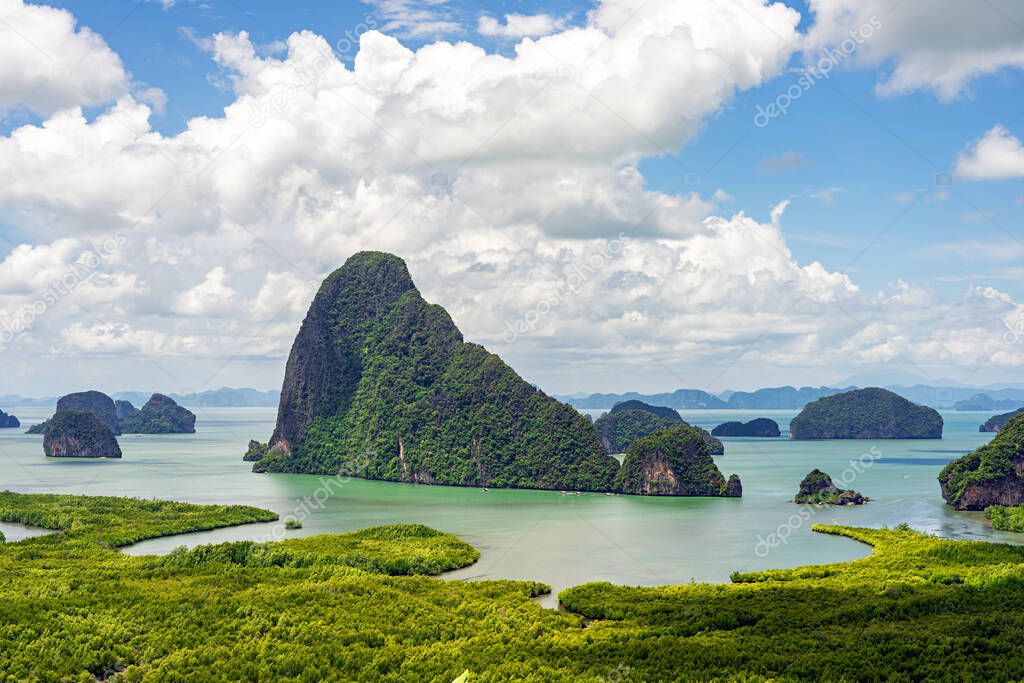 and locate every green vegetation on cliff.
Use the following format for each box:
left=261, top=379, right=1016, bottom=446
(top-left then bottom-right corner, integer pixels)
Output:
left=790, top=387, right=943, bottom=439
left=613, top=426, right=739, bottom=496
left=254, top=252, right=618, bottom=492
left=593, top=406, right=724, bottom=456
left=5, top=493, right=1024, bottom=680
left=940, top=413, right=1024, bottom=510
left=43, top=410, right=122, bottom=458
left=120, top=393, right=196, bottom=434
